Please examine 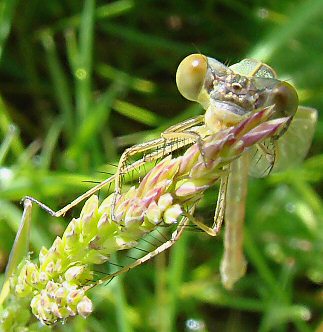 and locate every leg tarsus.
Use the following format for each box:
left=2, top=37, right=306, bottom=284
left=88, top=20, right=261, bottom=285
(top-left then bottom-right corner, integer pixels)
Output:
left=21, top=175, right=117, bottom=218
left=22, top=196, right=57, bottom=216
